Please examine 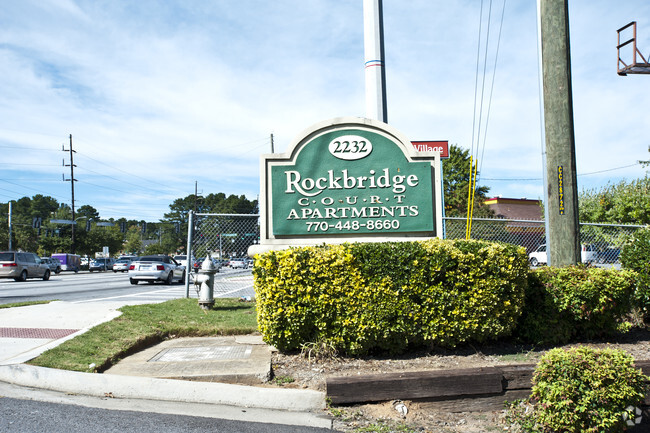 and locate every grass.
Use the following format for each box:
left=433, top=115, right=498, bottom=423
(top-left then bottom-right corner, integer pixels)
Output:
left=0, top=300, right=56, bottom=309
left=28, top=298, right=258, bottom=372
